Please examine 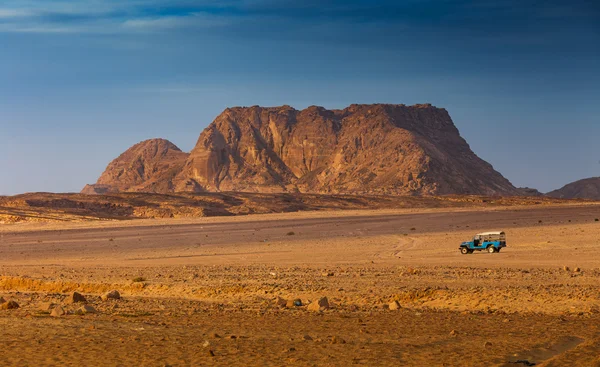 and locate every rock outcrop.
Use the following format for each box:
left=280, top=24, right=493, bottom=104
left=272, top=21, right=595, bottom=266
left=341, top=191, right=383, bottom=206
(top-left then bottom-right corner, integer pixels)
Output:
left=83, top=139, right=188, bottom=194
left=547, top=177, right=600, bottom=200
left=175, top=104, right=518, bottom=195
left=84, top=104, right=520, bottom=196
